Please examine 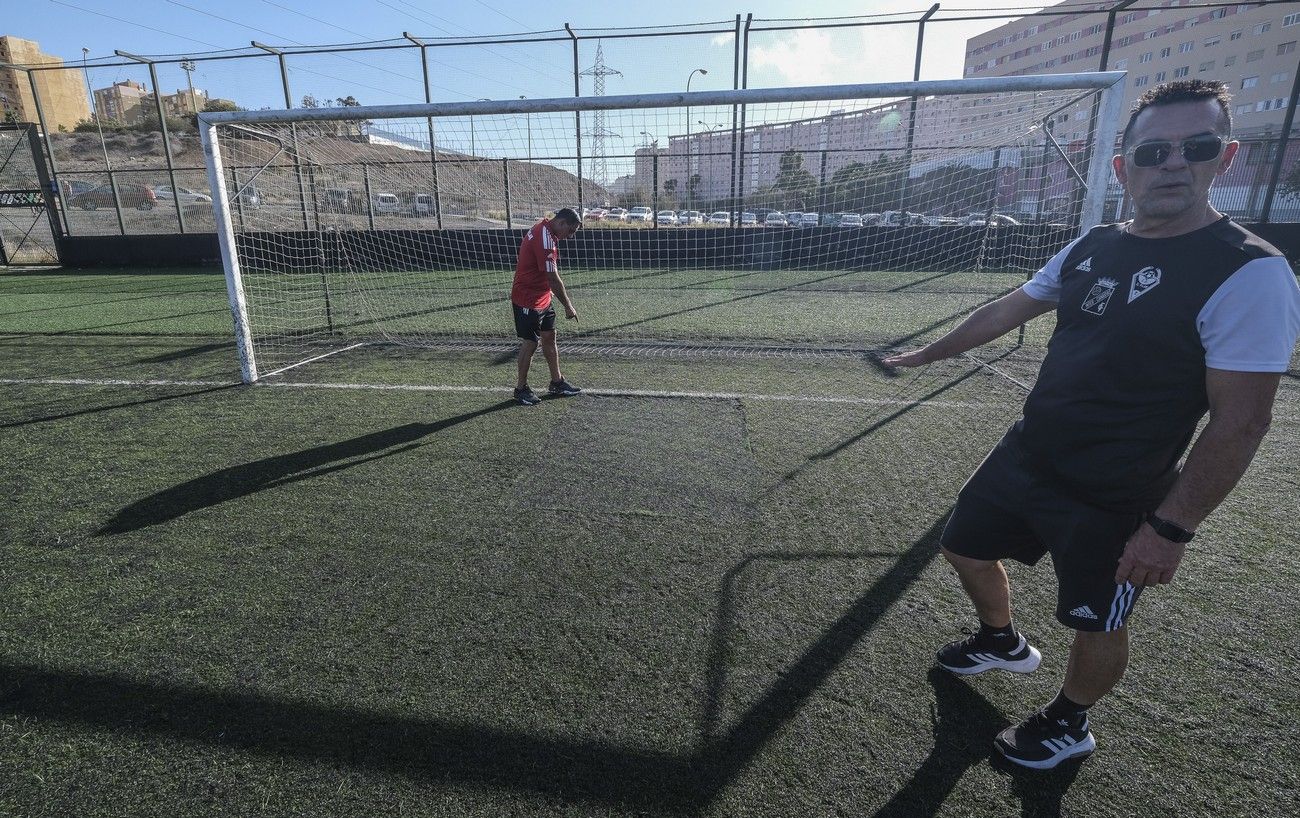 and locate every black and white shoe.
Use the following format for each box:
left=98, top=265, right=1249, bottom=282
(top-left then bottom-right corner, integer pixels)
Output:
left=995, top=709, right=1096, bottom=769
left=936, top=628, right=1042, bottom=675
left=548, top=378, right=582, bottom=396
left=514, top=386, right=541, bottom=406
